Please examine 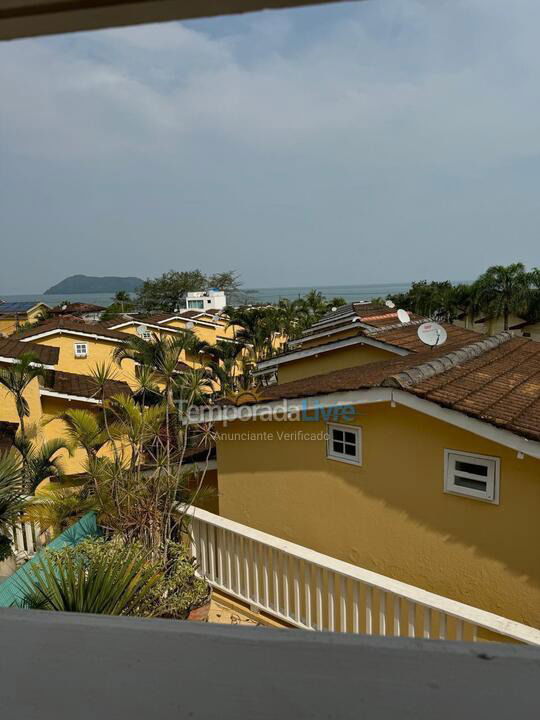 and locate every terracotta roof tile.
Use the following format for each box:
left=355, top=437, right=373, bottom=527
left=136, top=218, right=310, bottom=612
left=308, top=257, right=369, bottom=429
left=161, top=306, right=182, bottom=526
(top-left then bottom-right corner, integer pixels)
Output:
left=16, top=317, right=129, bottom=342
left=0, top=338, right=59, bottom=365
left=42, top=370, right=131, bottom=400
left=255, top=334, right=540, bottom=442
